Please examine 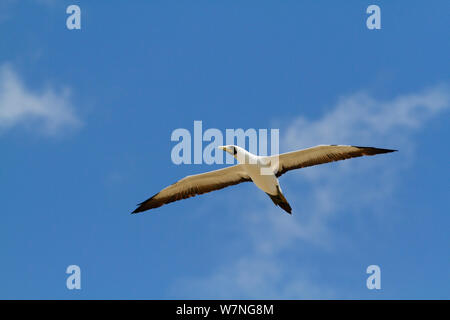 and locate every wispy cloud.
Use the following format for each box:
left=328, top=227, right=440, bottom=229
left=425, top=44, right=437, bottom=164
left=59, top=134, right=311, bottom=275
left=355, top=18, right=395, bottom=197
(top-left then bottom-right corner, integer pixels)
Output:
left=0, top=64, right=81, bottom=135
left=279, top=84, right=450, bottom=244
left=174, top=84, right=450, bottom=299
